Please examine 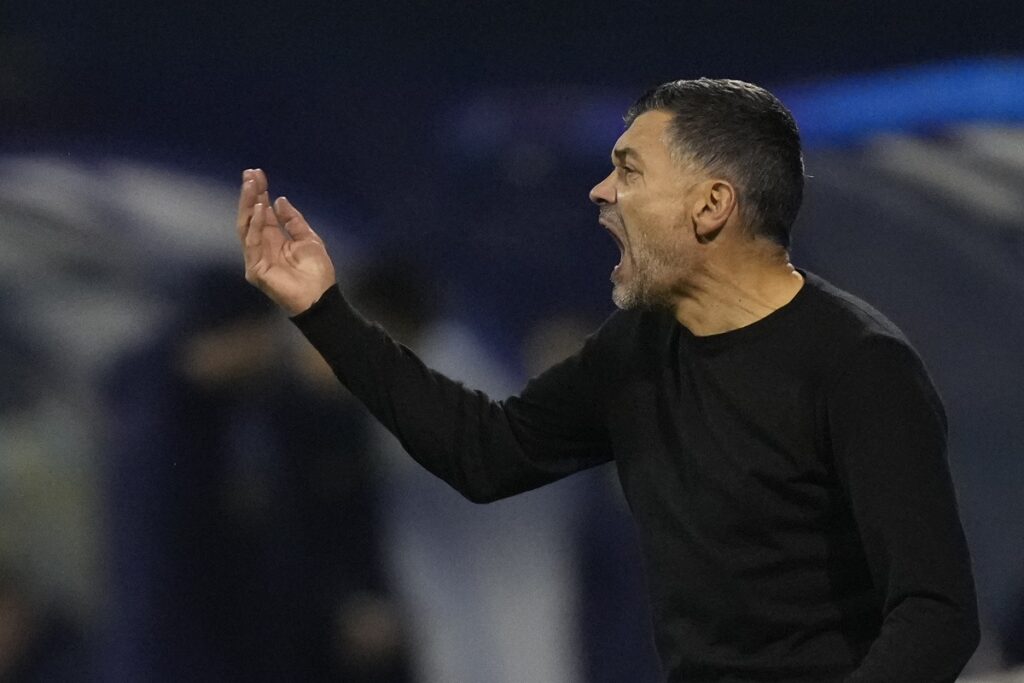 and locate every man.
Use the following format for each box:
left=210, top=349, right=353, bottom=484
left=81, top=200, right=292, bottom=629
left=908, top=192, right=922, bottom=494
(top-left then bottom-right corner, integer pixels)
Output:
left=236, top=78, right=980, bottom=681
